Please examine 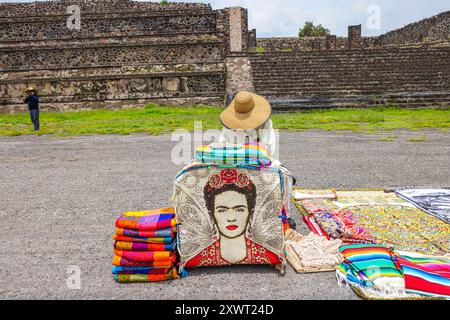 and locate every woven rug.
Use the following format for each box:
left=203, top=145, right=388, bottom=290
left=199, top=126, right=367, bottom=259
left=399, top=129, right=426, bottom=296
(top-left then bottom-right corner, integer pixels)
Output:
left=293, top=189, right=450, bottom=256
